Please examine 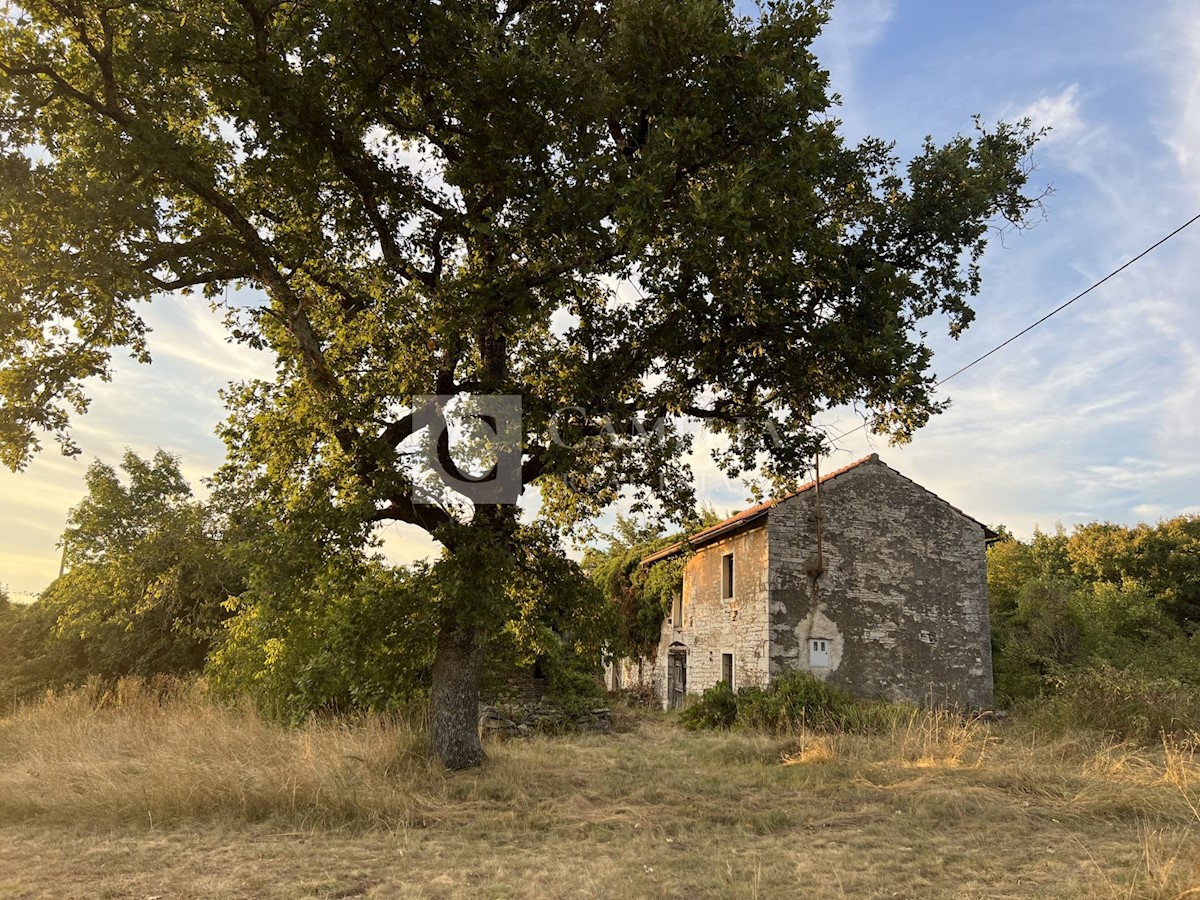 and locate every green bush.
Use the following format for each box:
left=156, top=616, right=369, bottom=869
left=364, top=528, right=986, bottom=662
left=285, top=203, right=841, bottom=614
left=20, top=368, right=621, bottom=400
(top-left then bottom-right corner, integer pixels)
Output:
left=987, top=517, right=1200, bottom=708
left=738, top=672, right=859, bottom=733
left=680, top=681, right=738, bottom=730
left=206, top=558, right=437, bottom=722
left=681, top=672, right=913, bottom=735
left=1023, top=664, right=1200, bottom=745
left=0, top=595, right=92, bottom=709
